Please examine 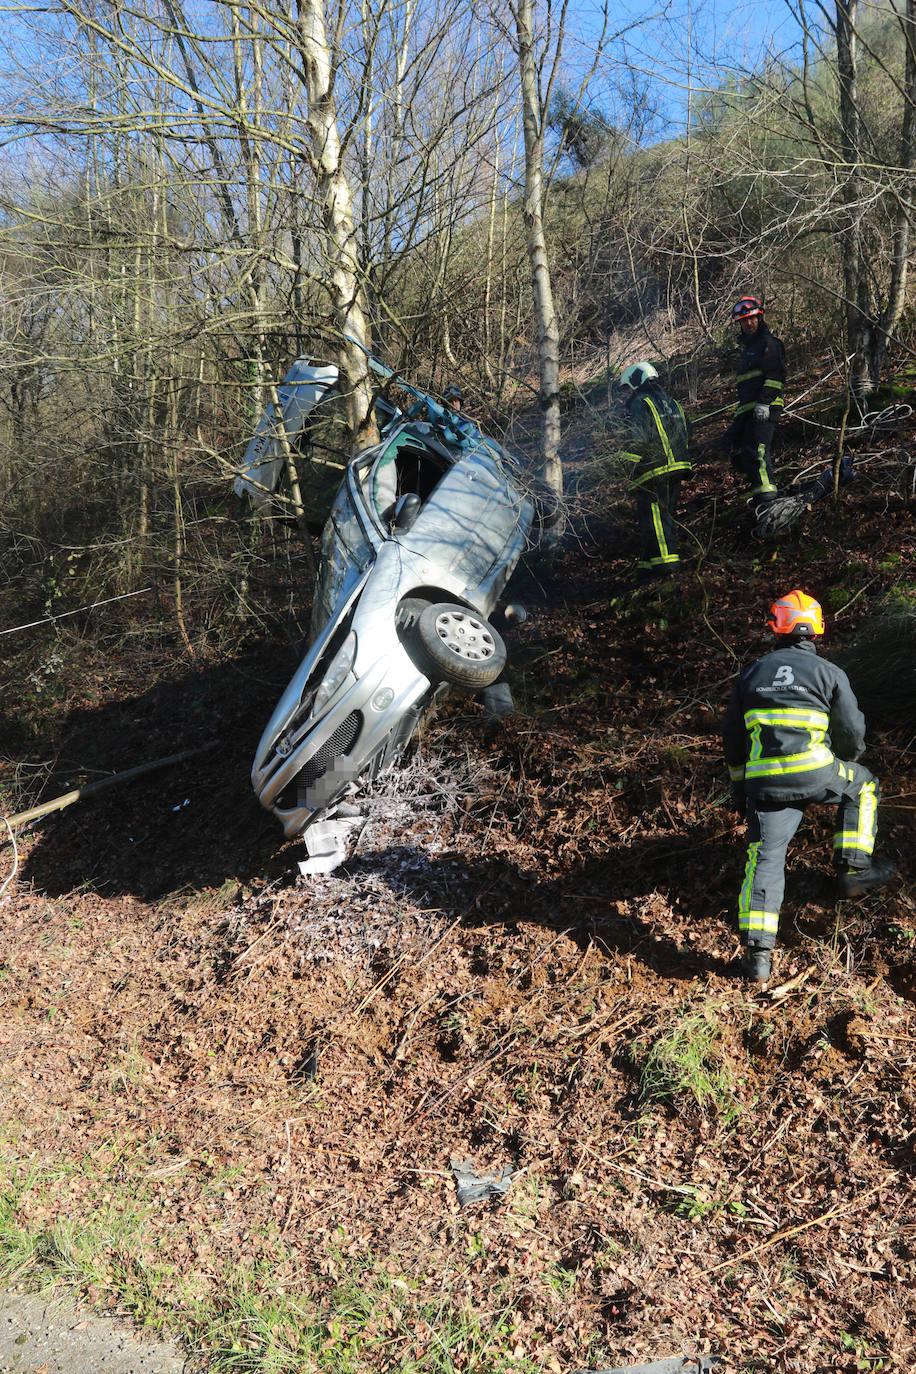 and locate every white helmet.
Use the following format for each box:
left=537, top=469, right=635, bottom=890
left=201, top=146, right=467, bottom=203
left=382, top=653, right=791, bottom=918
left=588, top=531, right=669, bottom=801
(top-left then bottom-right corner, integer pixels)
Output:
left=619, top=361, right=659, bottom=390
